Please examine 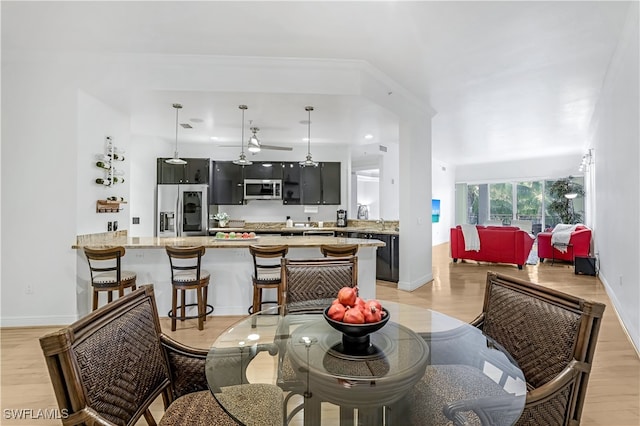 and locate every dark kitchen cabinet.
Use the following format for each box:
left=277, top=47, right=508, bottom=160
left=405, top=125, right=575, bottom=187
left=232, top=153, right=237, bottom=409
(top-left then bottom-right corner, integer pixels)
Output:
left=281, top=161, right=340, bottom=205
left=211, top=161, right=244, bottom=205
left=282, top=162, right=301, bottom=205
left=350, top=232, right=399, bottom=282
left=300, top=164, right=322, bottom=205
left=184, top=159, right=209, bottom=184
left=321, top=162, right=341, bottom=205
left=243, top=162, right=283, bottom=180
left=157, top=158, right=210, bottom=184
